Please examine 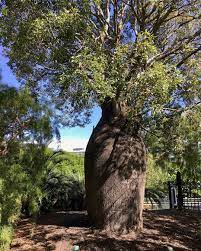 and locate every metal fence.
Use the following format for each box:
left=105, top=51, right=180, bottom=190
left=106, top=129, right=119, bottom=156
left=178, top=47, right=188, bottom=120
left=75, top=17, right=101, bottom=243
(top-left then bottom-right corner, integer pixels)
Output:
left=144, top=196, right=169, bottom=210
left=169, top=172, right=201, bottom=210
left=144, top=172, right=201, bottom=211
left=182, top=181, right=201, bottom=210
